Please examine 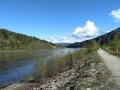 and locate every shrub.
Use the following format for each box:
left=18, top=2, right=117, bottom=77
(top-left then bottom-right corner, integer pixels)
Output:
left=33, top=49, right=88, bottom=82
left=86, top=39, right=98, bottom=54
left=72, top=49, right=86, bottom=63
